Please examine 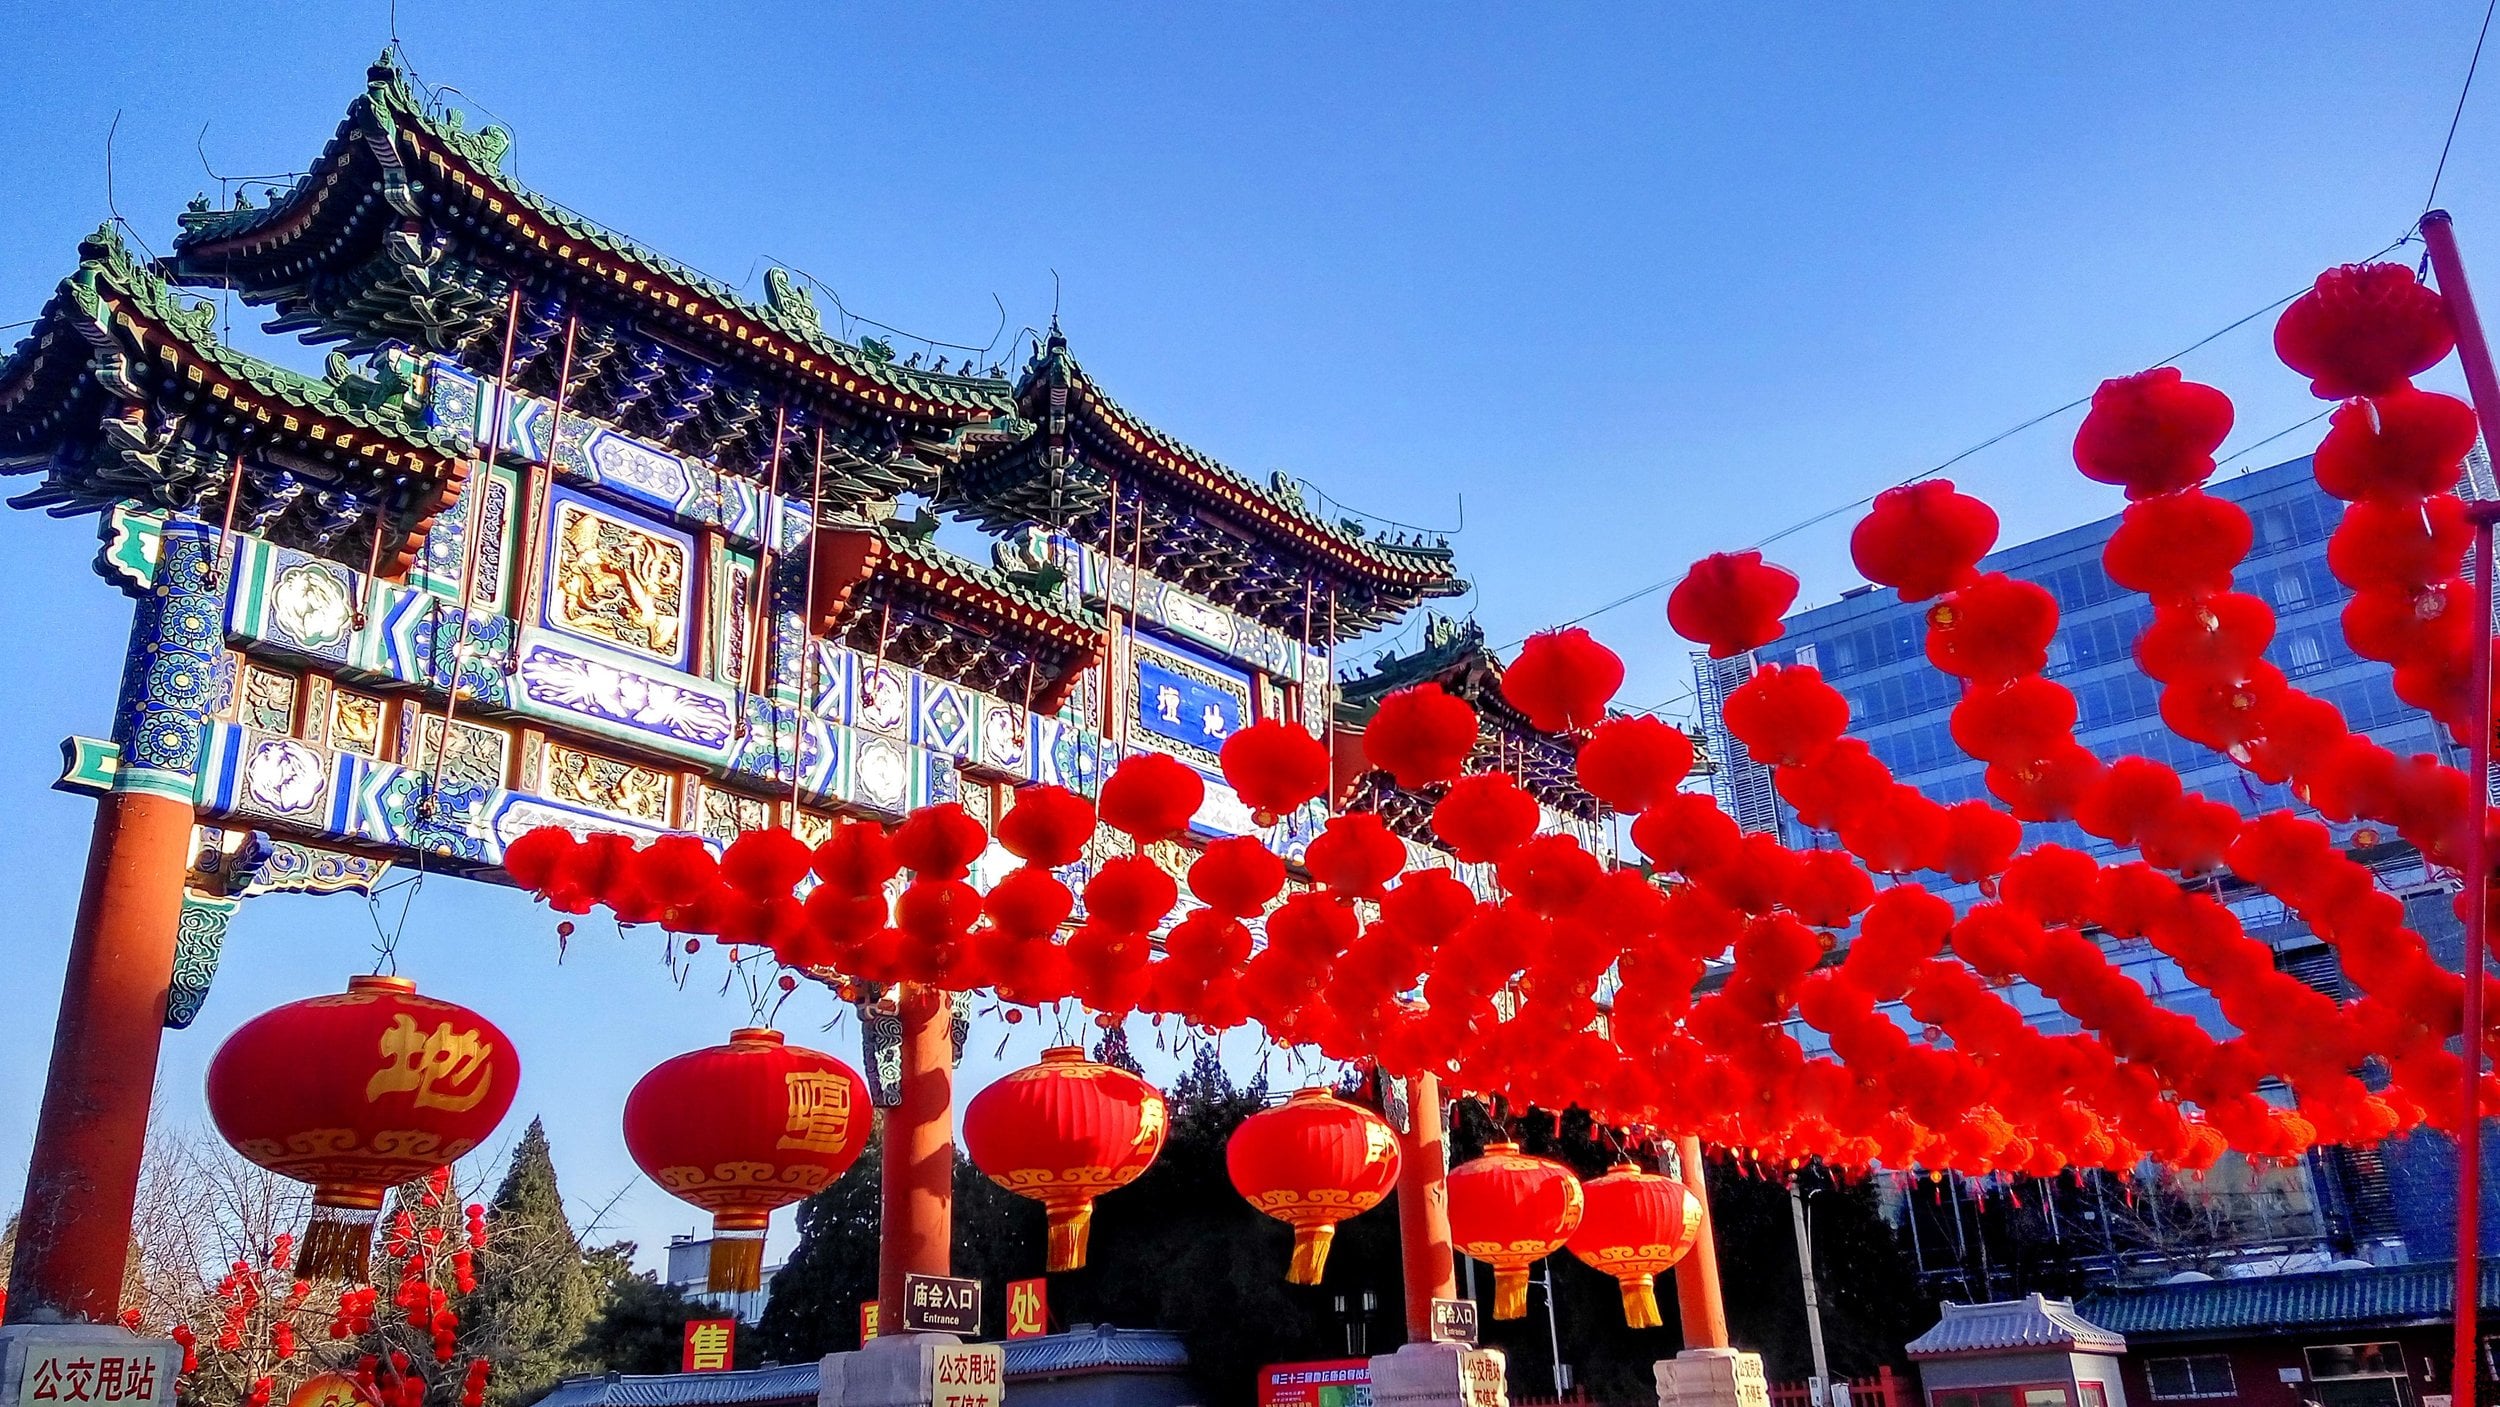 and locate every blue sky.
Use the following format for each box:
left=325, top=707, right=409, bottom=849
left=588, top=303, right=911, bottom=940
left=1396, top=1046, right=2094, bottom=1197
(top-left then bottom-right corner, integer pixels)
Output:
left=1, top=4, right=2494, bottom=1273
